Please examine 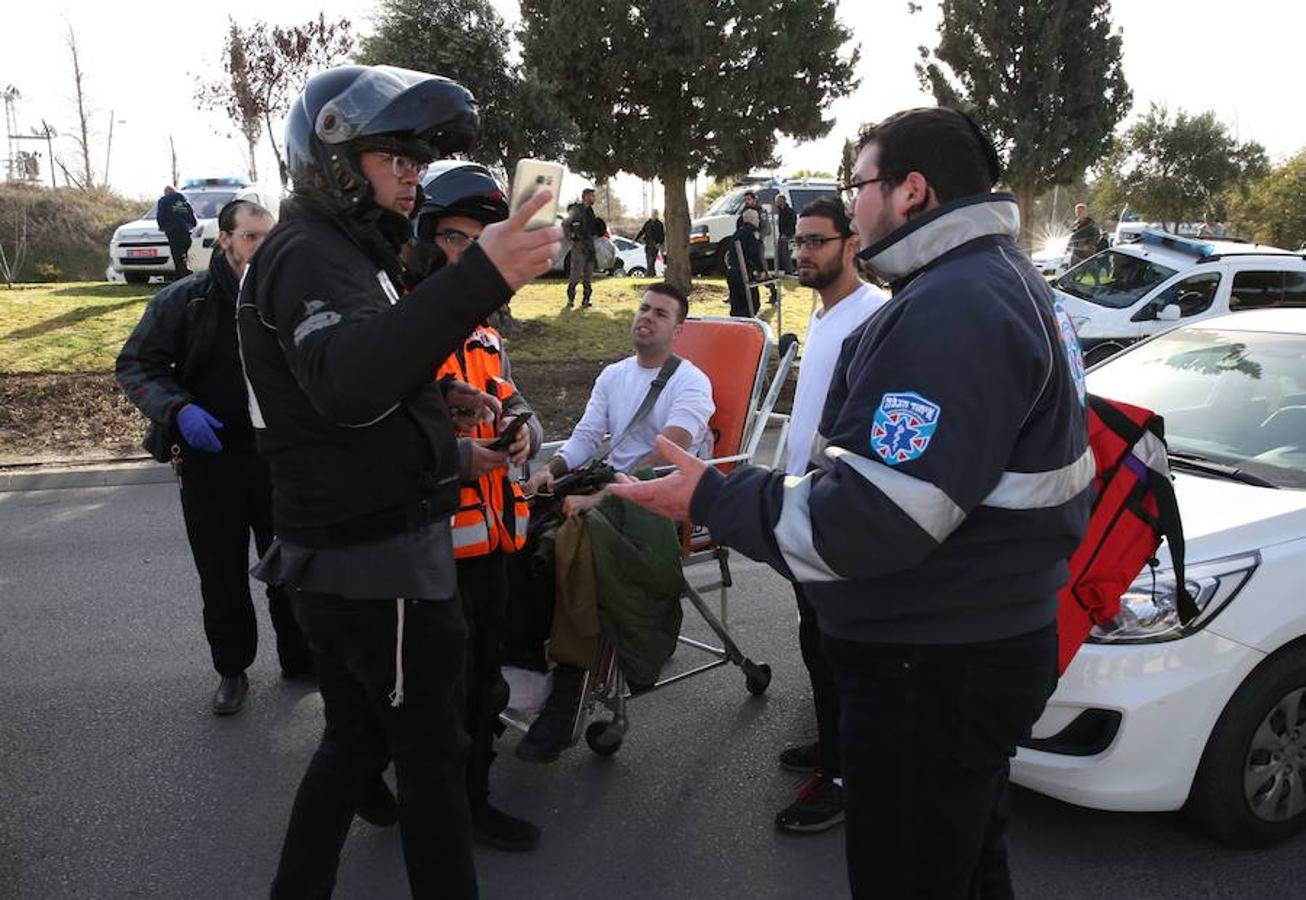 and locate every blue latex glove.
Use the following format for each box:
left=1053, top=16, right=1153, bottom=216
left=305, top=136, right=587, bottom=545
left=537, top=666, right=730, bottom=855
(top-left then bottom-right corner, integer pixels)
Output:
left=176, top=404, right=224, bottom=452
